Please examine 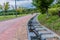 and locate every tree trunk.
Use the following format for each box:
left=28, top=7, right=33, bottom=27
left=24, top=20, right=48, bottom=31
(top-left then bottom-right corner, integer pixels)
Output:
left=4, top=11, right=5, bottom=16
left=15, top=0, right=17, bottom=17
left=16, top=12, right=17, bottom=17
left=46, top=10, right=49, bottom=18
left=58, top=11, right=60, bottom=17
left=46, top=8, right=49, bottom=18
